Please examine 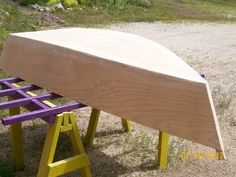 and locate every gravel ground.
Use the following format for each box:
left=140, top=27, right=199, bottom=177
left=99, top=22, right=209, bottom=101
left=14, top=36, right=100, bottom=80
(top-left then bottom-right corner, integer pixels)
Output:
left=0, top=22, right=236, bottom=177
left=110, top=22, right=236, bottom=177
